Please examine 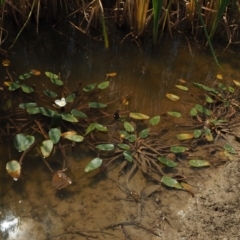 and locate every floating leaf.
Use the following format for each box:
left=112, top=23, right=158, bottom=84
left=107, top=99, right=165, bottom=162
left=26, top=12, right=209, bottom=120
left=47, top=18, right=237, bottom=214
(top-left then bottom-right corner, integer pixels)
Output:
left=124, top=121, right=135, bottom=132
left=222, top=150, right=234, bottom=161
left=49, top=128, right=61, bottom=144
left=19, top=102, right=37, bottom=109
left=83, top=84, right=96, bottom=92
left=228, top=86, right=234, bottom=93
left=149, top=116, right=160, bottom=125
left=190, top=108, right=197, bottom=116
left=189, top=160, right=210, bottom=167
left=129, top=112, right=149, bottom=120
left=61, top=113, right=78, bottom=122
left=158, top=157, right=177, bottom=167
left=127, top=134, right=137, bottom=143
left=223, top=144, right=237, bottom=154
left=204, top=128, right=213, bottom=142
left=30, top=69, right=41, bottom=76
left=119, top=130, right=130, bottom=140
left=71, top=109, right=87, bottom=118
left=85, top=157, right=102, bottom=172
left=175, top=85, right=188, bottom=91
left=14, top=133, right=35, bottom=152
left=233, top=80, right=240, bottom=87
left=51, top=78, right=63, bottom=86
left=45, top=72, right=59, bottom=79
left=195, top=104, right=212, bottom=116
left=89, top=102, right=107, bottom=108
left=194, top=129, right=202, bottom=138
left=40, top=140, right=53, bottom=158
left=95, top=123, right=108, bottom=132
left=85, top=123, right=97, bottom=135
left=21, top=84, right=34, bottom=93
left=177, top=133, right=194, bottom=140
left=170, top=146, right=189, bottom=153
left=193, top=82, right=218, bottom=94
left=8, top=82, right=21, bottom=91
left=139, top=128, right=150, bottom=138
left=205, top=95, right=213, bottom=103
left=166, top=93, right=179, bottom=101
left=39, top=107, right=56, bottom=117
left=66, top=93, right=75, bottom=103
left=61, top=131, right=77, bottom=137
left=123, top=150, right=133, bottom=162
left=2, top=59, right=10, bottom=67
left=98, top=81, right=109, bottom=89
left=117, top=143, right=130, bottom=150
left=19, top=73, right=31, bottom=80
left=167, top=111, right=182, bottom=118
left=96, top=144, right=114, bottom=151
left=161, top=176, right=182, bottom=189
left=6, top=160, right=21, bottom=180
left=106, top=72, right=117, bottom=77
left=216, top=74, right=223, bottom=80
left=64, top=134, right=84, bottom=142
left=44, top=90, right=58, bottom=98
